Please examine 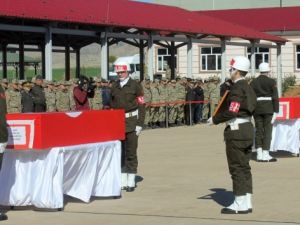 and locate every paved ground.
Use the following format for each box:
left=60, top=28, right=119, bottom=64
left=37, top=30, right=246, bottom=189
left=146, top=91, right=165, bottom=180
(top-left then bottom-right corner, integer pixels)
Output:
left=3, top=124, right=300, bottom=225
